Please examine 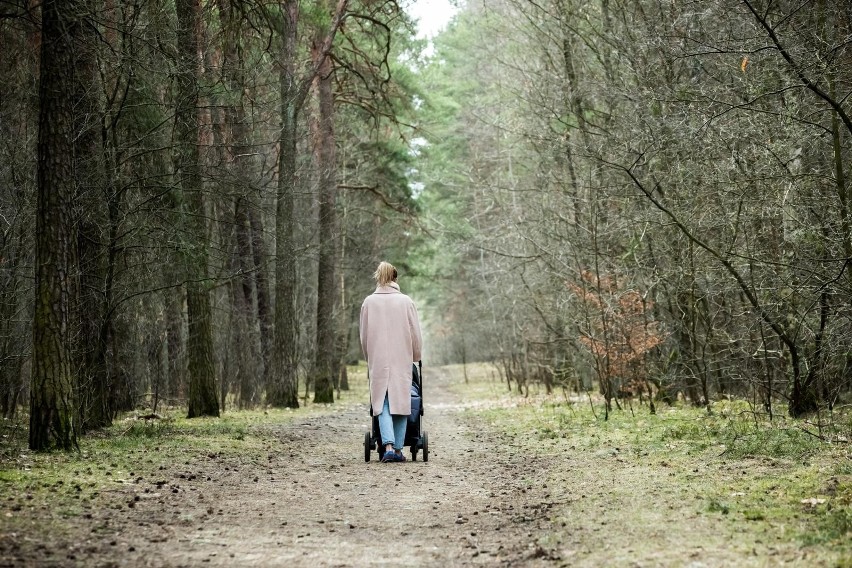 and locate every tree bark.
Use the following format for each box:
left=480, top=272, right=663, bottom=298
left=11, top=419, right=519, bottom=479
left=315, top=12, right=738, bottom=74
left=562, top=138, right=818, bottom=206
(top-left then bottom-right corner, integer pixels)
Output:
left=217, top=0, right=265, bottom=407
left=268, top=0, right=349, bottom=407
left=249, top=208, right=273, bottom=391
left=30, top=0, right=80, bottom=451
left=269, top=1, right=302, bottom=408
left=312, top=27, right=338, bottom=404
left=72, top=0, right=112, bottom=431
left=175, top=0, right=219, bottom=418
left=234, top=200, right=259, bottom=408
